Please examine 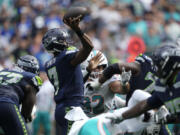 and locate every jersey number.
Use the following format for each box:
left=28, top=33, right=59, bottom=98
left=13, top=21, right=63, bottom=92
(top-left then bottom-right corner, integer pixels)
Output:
left=48, top=67, right=59, bottom=95
left=84, top=95, right=104, bottom=114
left=0, top=72, right=23, bottom=85
left=145, top=72, right=156, bottom=93
left=165, top=98, right=180, bottom=114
